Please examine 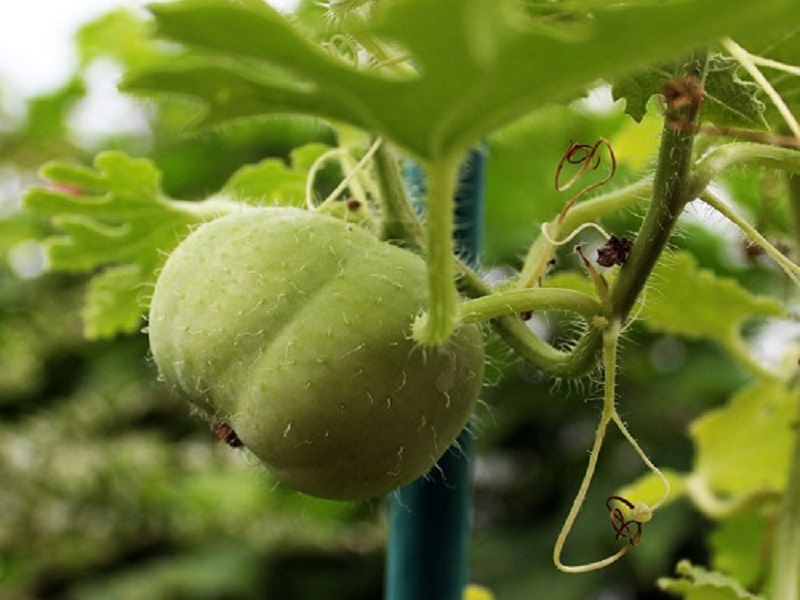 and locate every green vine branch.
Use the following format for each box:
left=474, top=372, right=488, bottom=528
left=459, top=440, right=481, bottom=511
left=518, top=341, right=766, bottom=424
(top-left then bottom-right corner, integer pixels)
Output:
left=610, top=55, right=707, bottom=322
